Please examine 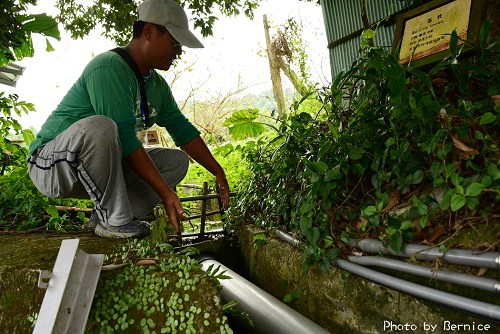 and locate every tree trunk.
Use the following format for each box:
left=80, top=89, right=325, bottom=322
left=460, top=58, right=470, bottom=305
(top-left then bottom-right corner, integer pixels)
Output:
left=276, top=57, right=308, bottom=96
